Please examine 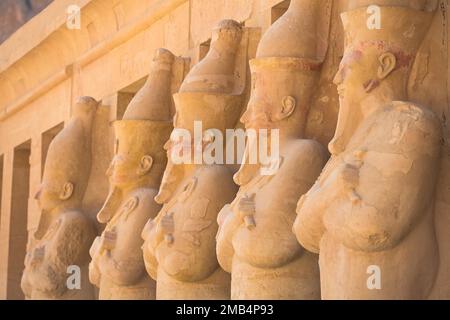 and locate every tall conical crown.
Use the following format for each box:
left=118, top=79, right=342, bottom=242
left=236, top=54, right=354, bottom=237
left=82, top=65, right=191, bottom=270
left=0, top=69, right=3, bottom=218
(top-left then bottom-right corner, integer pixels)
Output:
left=173, top=20, right=244, bottom=132
left=113, top=48, right=175, bottom=162
left=256, top=0, right=329, bottom=62
left=341, top=6, right=435, bottom=56
left=42, top=96, right=98, bottom=203
left=179, top=19, right=243, bottom=94
left=123, top=48, right=175, bottom=121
